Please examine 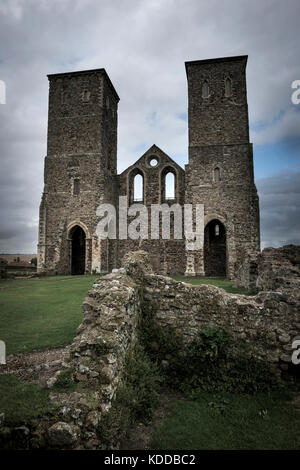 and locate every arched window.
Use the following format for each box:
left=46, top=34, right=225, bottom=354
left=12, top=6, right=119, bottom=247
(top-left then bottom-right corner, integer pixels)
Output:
left=133, top=173, right=143, bottom=202
left=165, top=172, right=175, bottom=200
left=202, top=80, right=209, bottom=99
left=225, top=78, right=232, bottom=97
left=214, top=167, right=221, bottom=182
